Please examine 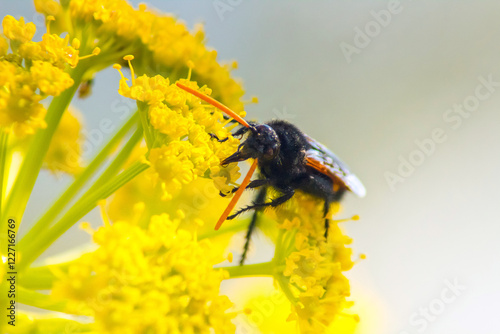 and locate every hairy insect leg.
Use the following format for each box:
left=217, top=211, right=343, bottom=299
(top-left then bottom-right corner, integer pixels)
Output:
left=323, top=200, right=330, bottom=239
left=227, top=188, right=295, bottom=220
left=240, top=187, right=267, bottom=265
left=220, top=179, right=268, bottom=197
